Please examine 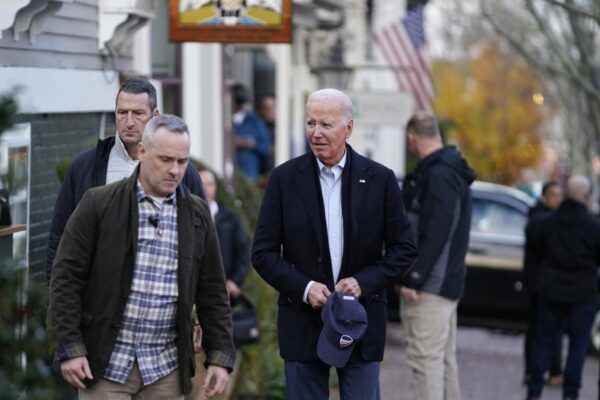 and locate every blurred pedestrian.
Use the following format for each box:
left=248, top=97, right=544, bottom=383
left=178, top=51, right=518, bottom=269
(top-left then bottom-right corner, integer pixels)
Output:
left=190, top=169, right=252, bottom=399
left=231, top=83, right=271, bottom=180
left=523, top=180, right=564, bottom=386
left=397, top=111, right=476, bottom=400
left=526, top=175, right=600, bottom=400
left=46, top=78, right=205, bottom=282
left=258, top=93, right=276, bottom=173
left=252, top=88, right=417, bottom=399
left=48, top=115, right=235, bottom=399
